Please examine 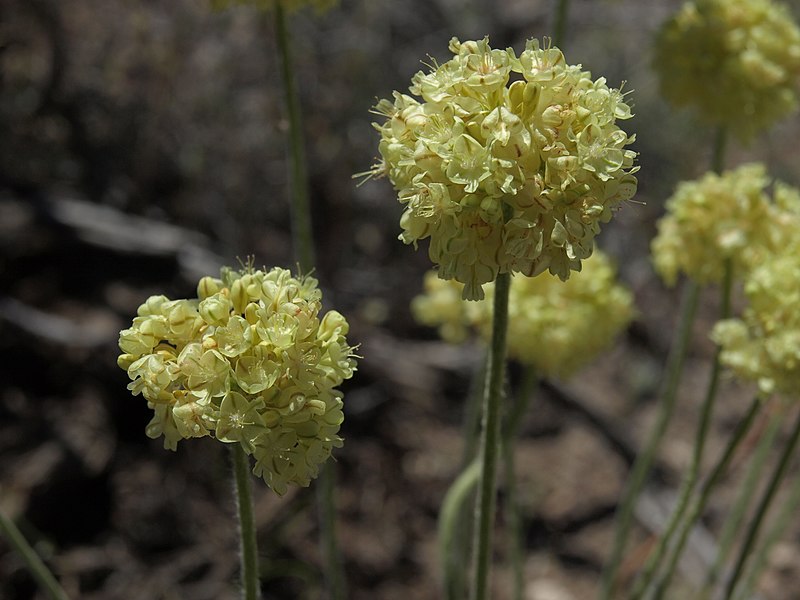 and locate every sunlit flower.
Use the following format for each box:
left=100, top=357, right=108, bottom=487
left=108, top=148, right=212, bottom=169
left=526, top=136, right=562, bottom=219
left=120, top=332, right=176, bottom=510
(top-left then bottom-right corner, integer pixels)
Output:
left=118, top=266, right=357, bottom=494
left=654, top=0, right=800, bottom=140
left=651, top=164, right=774, bottom=286
left=412, top=250, right=634, bottom=378
left=372, top=37, right=638, bottom=300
